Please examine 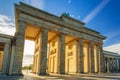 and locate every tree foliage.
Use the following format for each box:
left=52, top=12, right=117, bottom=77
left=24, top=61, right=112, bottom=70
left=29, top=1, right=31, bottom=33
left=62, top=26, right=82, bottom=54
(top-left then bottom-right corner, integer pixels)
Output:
left=62, top=12, right=70, bottom=17
left=22, top=64, right=32, bottom=70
